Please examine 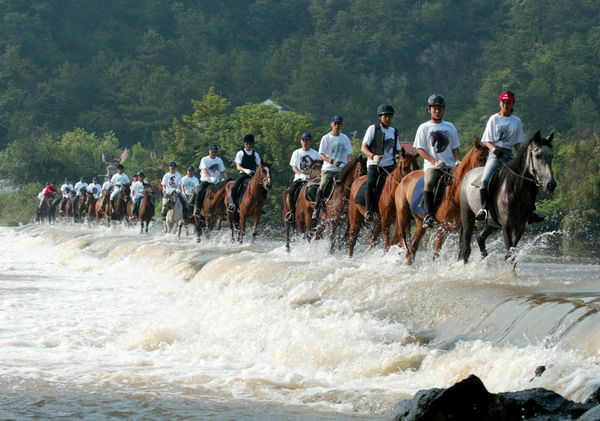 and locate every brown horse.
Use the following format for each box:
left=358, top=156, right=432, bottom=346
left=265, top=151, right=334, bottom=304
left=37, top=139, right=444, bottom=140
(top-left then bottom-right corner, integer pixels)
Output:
left=58, top=191, right=75, bottom=219
left=282, top=161, right=323, bottom=251
left=95, top=190, right=112, bottom=225
left=395, top=137, right=489, bottom=264
left=73, top=190, right=88, bottom=223
left=113, top=183, right=131, bottom=223
left=314, top=157, right=367, bottom=253
left=137, top=184, right=155, bottom=234
left=225, top=161, right=273, bottom=243
left=85, top=190, right=99, bottom=222
left=347, top=149, right=420, bottom=257
left=187, top=179, right=231, bottom=241
left=36, top=195, right=59, bottom=224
